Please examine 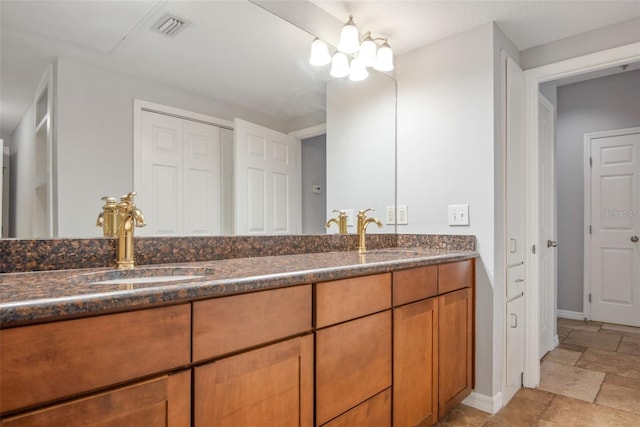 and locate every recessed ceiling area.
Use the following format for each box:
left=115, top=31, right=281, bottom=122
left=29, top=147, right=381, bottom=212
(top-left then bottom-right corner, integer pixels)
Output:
left=2, top=0, right=639, bottom=138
